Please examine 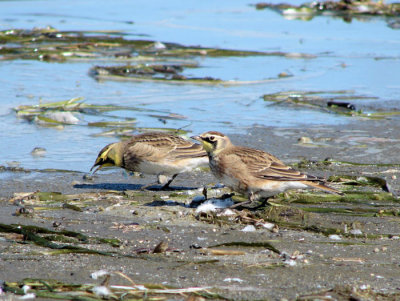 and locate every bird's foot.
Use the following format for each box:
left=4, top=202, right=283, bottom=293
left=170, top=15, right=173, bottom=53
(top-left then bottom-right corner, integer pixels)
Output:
left=140, top=182, right=159, bottom=191
left=229, top=200, right=252, bottom=209
left=229, top=198, right=270, bottom=211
